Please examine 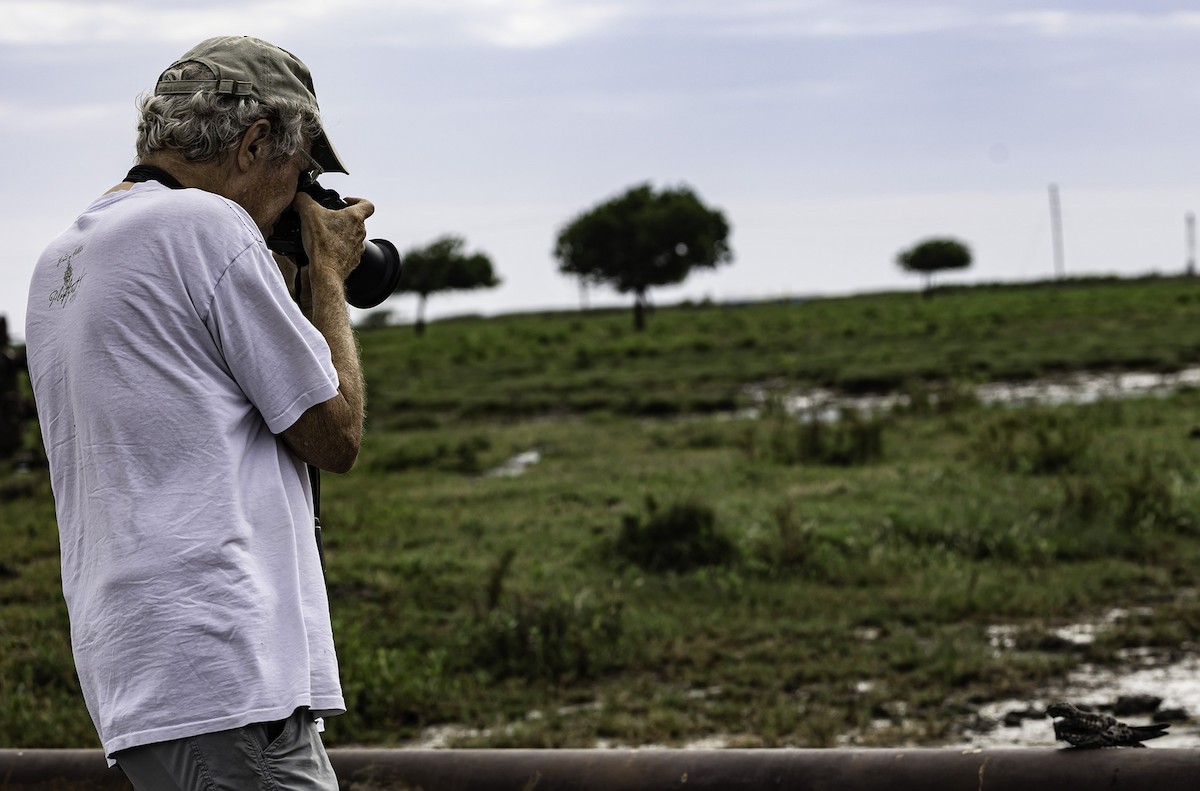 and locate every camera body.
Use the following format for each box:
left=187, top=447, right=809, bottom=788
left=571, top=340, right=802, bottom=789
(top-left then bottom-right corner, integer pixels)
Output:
left=266, top=182, right=402, bottom=309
